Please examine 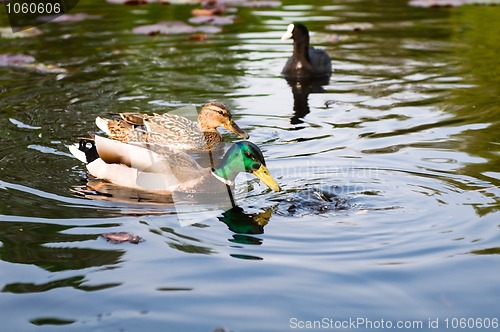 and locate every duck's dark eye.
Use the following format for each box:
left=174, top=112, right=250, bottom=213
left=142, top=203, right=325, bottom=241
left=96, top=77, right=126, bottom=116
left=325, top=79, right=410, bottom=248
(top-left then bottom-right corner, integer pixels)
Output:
left=244, top=151, right=252, bottom=158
